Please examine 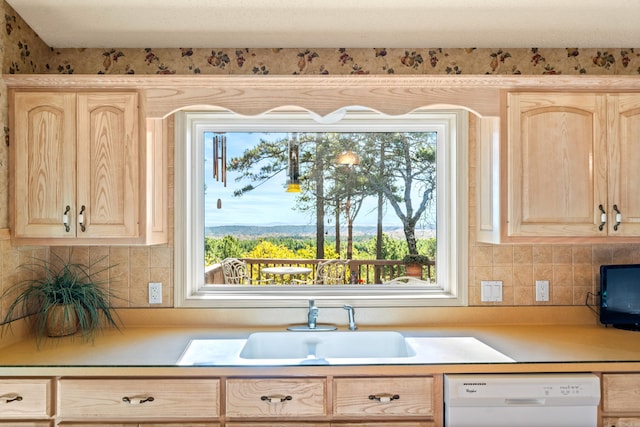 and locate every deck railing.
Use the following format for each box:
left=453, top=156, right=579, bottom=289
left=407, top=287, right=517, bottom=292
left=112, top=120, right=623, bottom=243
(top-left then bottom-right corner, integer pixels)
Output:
left=205, top=258, right=435, bottom=285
